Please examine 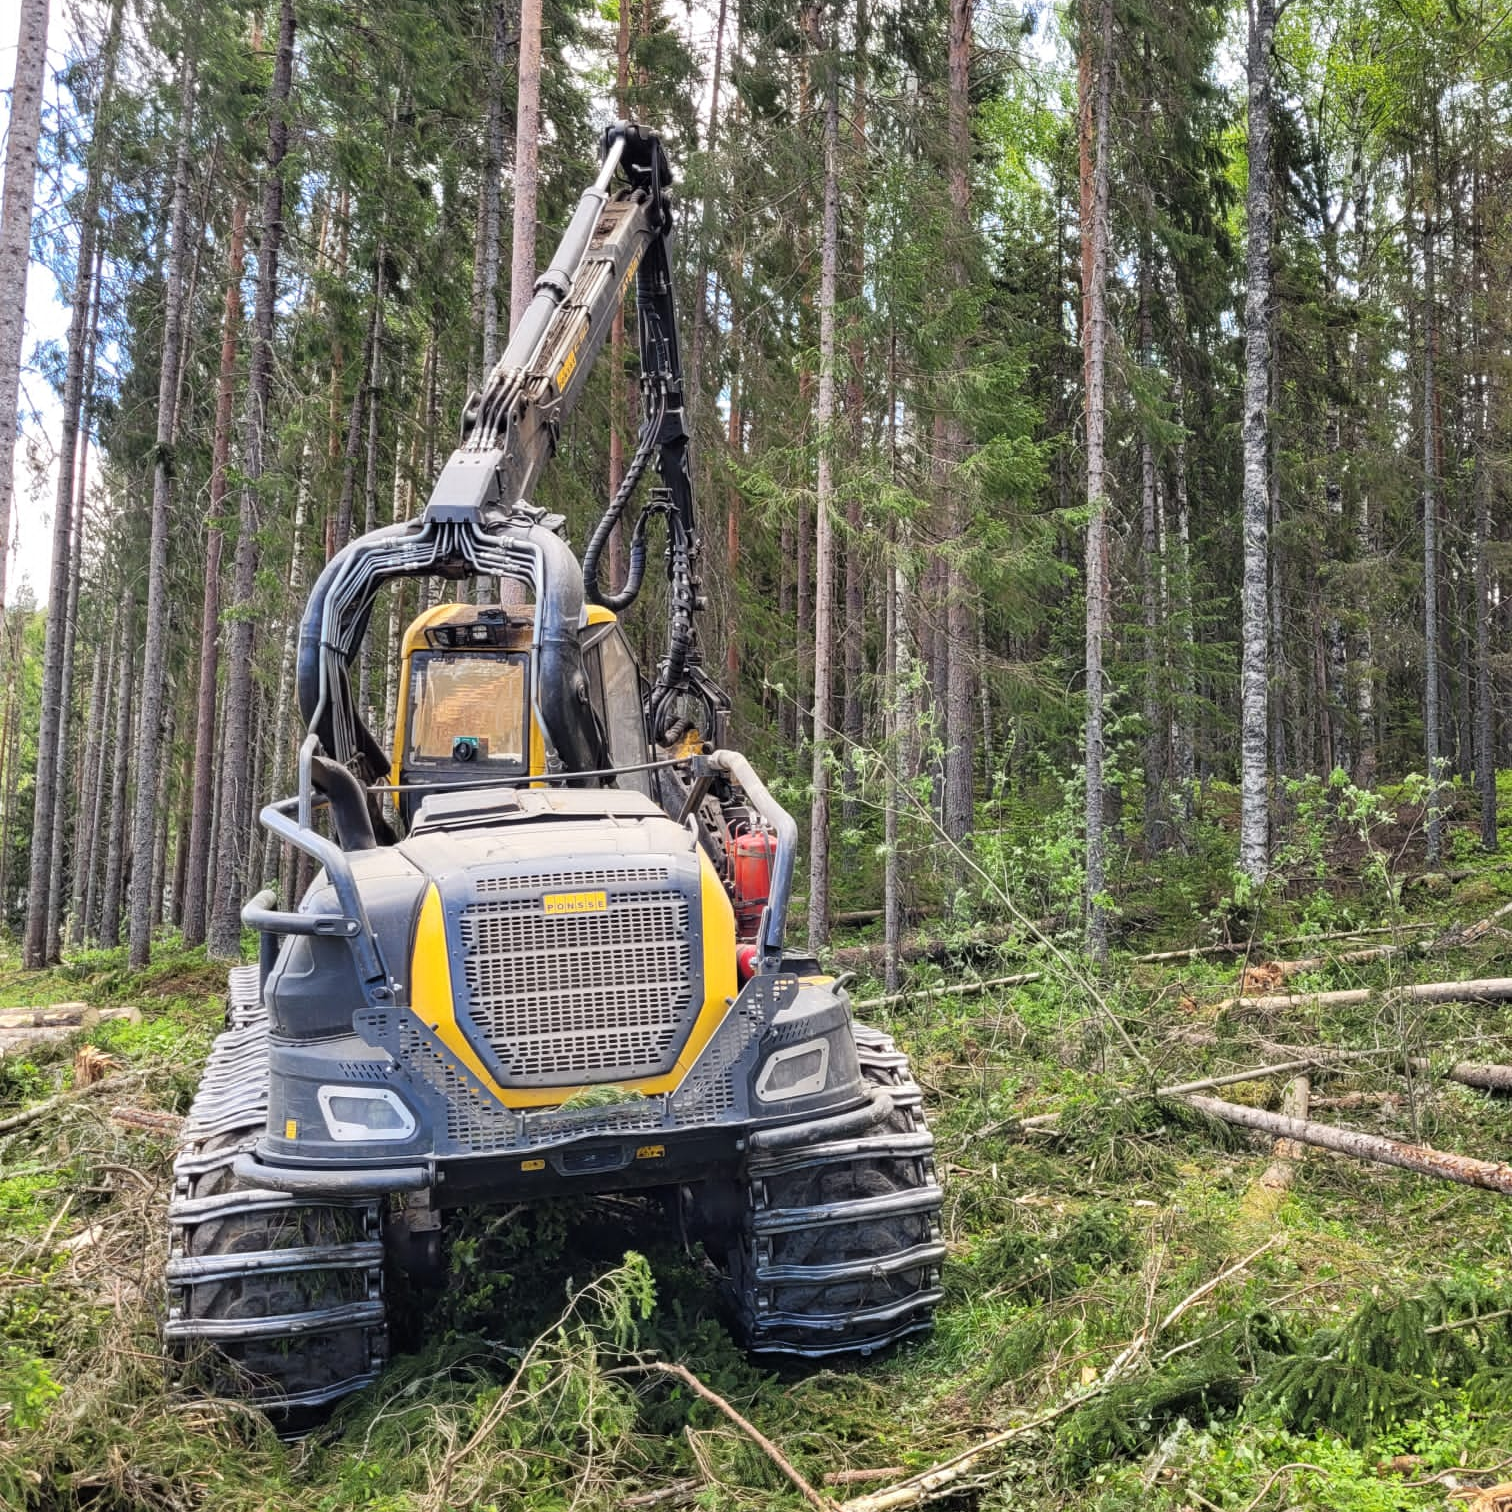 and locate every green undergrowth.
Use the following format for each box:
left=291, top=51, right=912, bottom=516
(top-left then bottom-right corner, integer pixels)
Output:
left=3, top=785, right=1512, bottom=1508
